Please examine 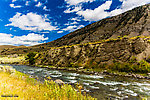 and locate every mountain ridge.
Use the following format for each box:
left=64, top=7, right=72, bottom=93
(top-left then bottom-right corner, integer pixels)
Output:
left=36, top=4, right=150, bottom=47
